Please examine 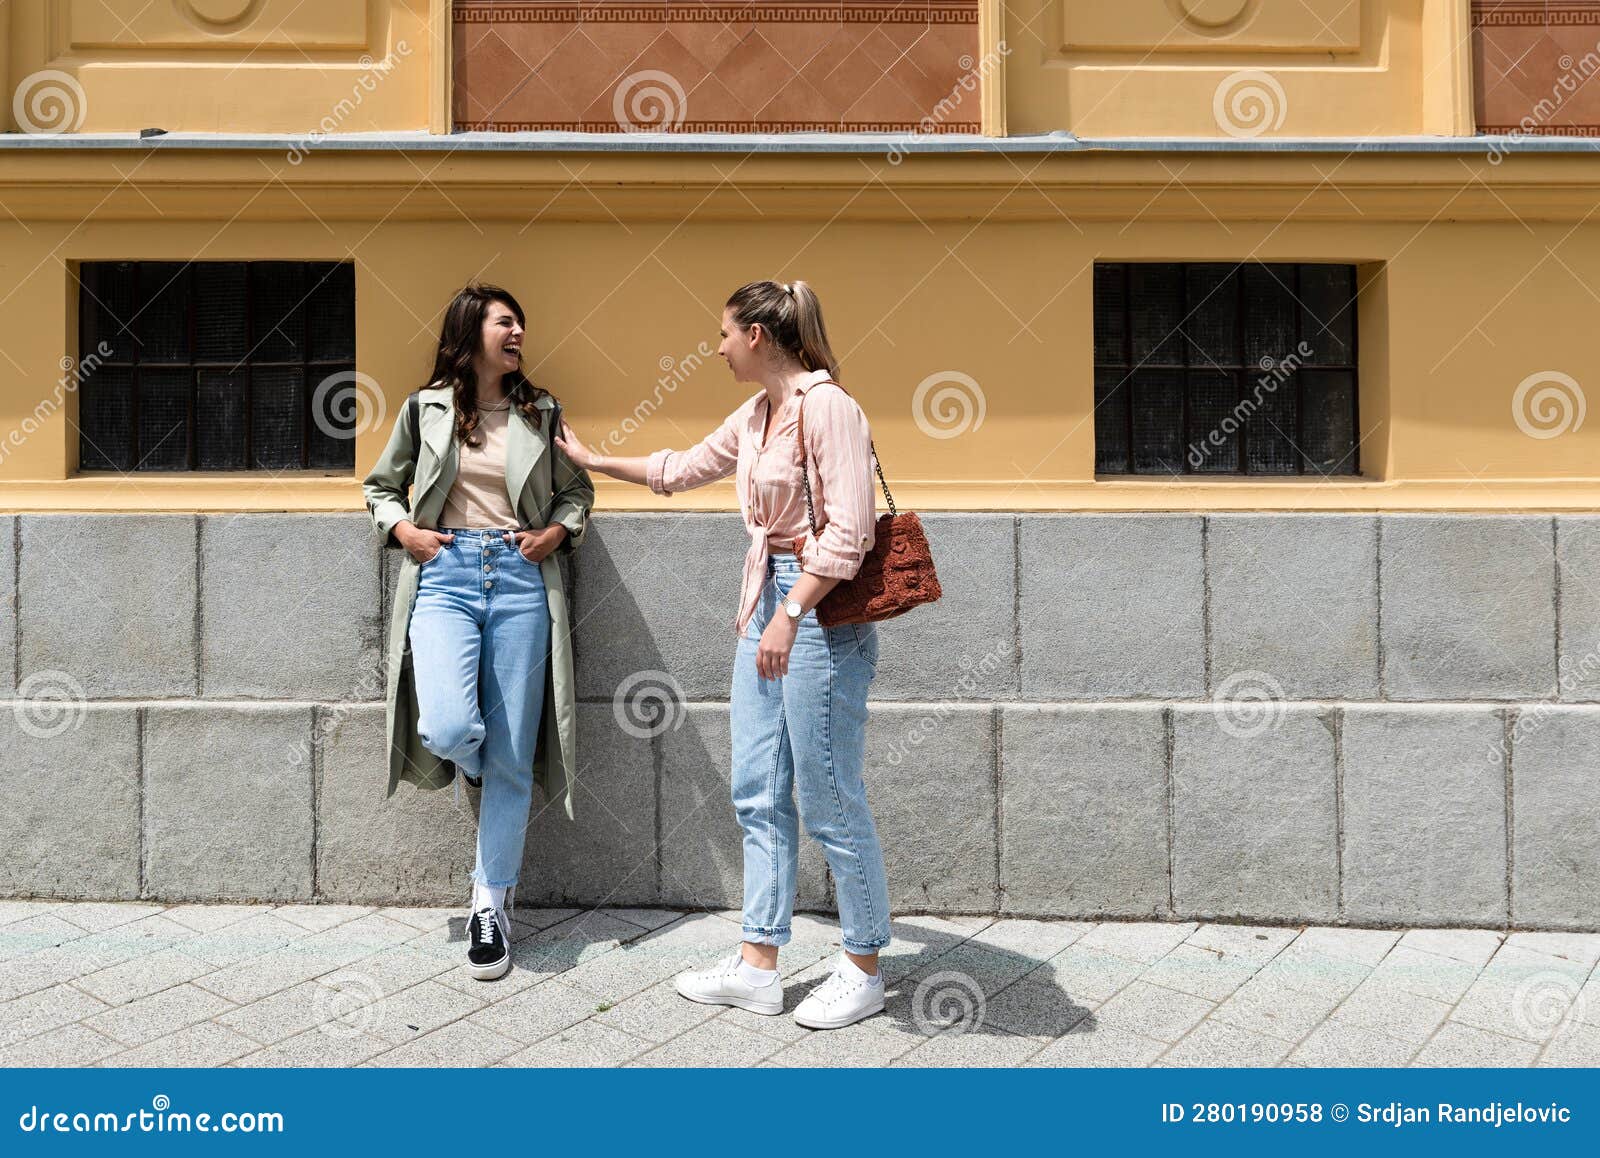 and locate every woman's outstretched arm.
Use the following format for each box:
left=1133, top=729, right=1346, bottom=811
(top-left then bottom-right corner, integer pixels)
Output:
left=557, top=412, right=739, bottom=494
left=555, top=421, right=651, bottom=486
